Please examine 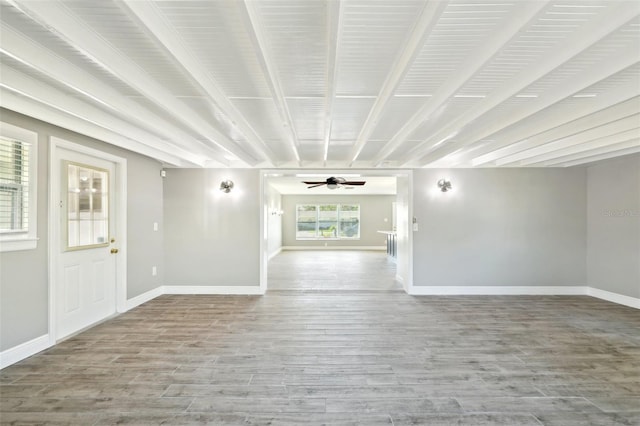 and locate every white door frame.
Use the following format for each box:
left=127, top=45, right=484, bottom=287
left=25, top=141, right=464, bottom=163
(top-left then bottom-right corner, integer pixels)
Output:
left=48, top=137, right=127, bottom=344
left=259, top=169, right=413, bottom=293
